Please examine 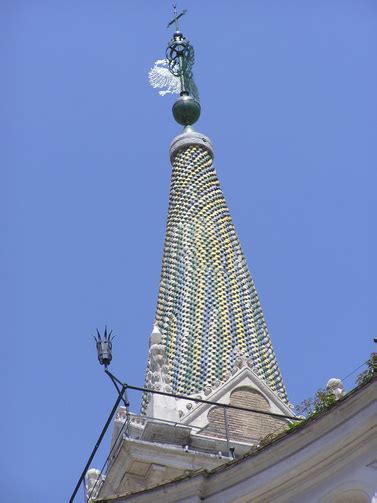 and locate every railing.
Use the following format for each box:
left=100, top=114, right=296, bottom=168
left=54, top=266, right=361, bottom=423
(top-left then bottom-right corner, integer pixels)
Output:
left=69, top=373, right=297, bottom=503
left=69, top=354, right=376, bottom=502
